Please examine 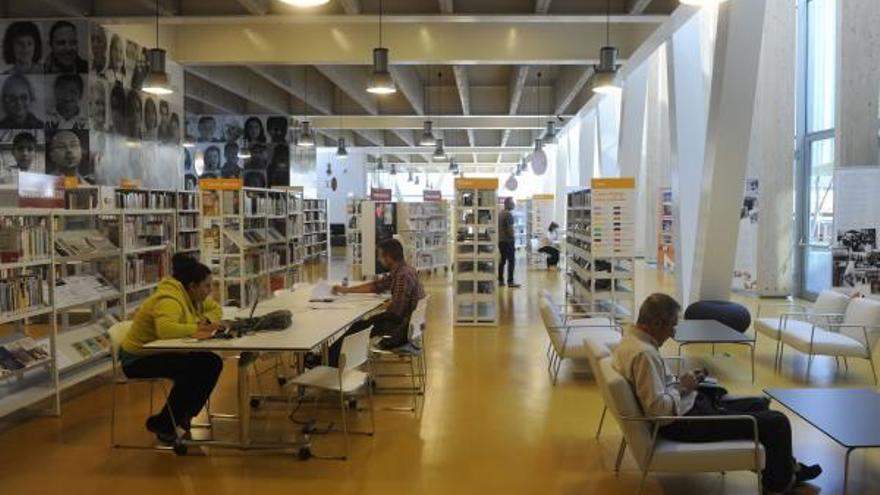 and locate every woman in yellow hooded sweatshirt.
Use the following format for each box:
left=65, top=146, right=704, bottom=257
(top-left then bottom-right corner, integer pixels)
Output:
left=120, top=253, right=224, bottom=444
